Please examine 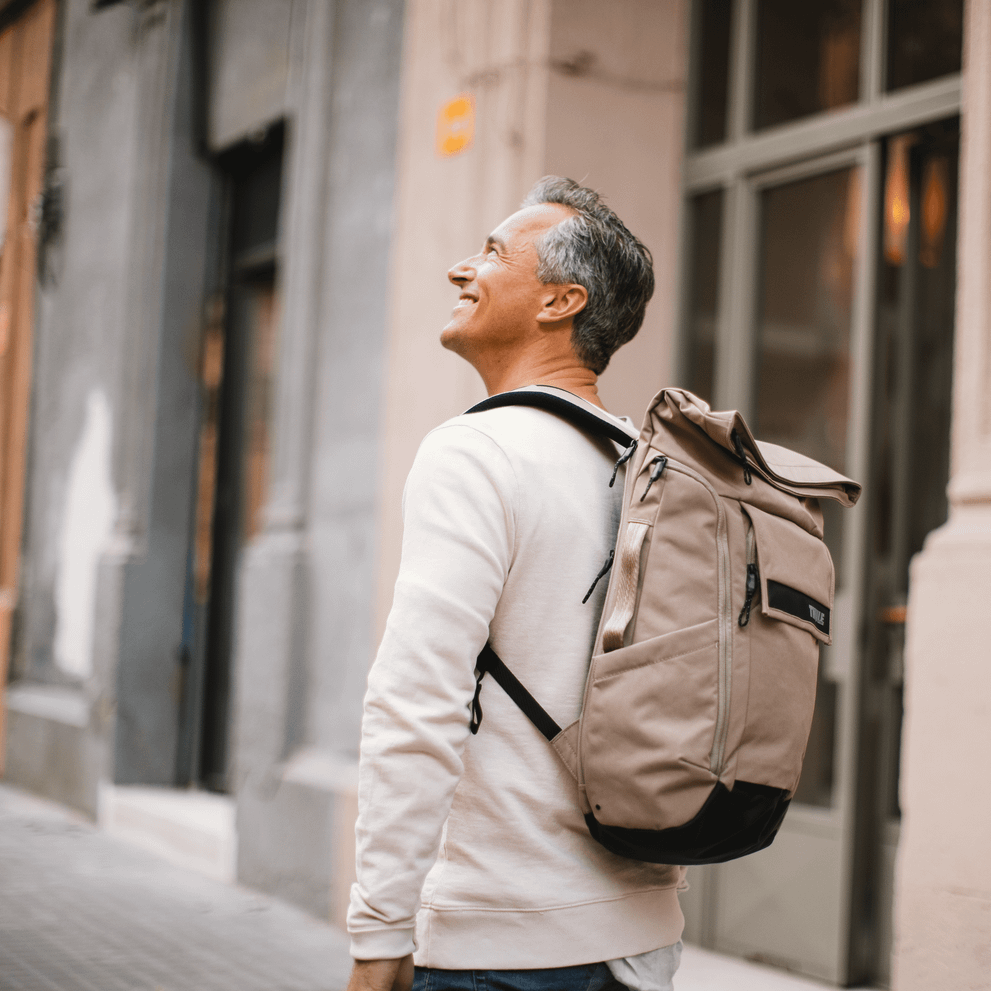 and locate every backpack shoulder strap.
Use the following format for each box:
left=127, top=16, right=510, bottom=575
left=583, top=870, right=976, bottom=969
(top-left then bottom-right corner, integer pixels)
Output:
left=463, top=388, right=631, bottom=744
left=465, top=386, right=636, bottom=448
left=470, top=643, right=561, bottom=741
